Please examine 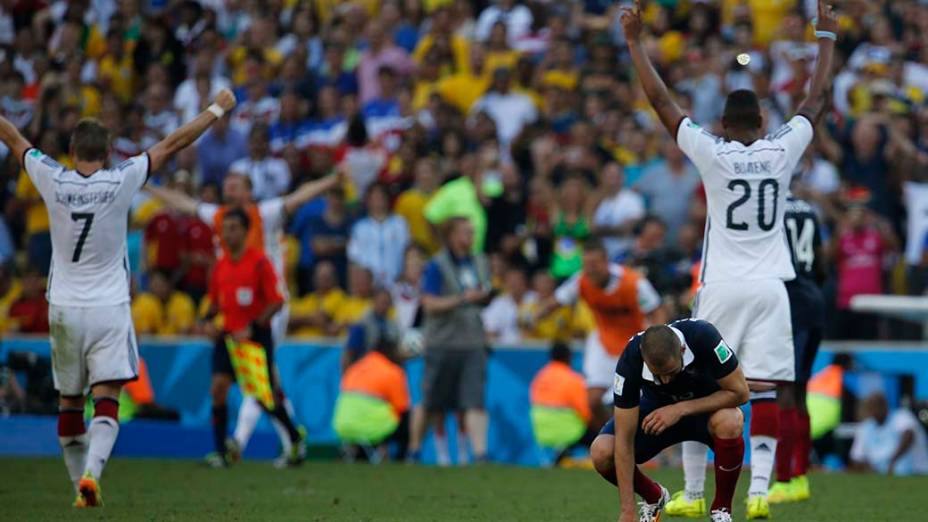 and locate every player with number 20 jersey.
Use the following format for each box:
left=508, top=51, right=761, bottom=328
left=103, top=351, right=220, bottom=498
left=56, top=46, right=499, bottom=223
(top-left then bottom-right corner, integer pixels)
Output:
left=679, top=115, right=812, bottom=382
